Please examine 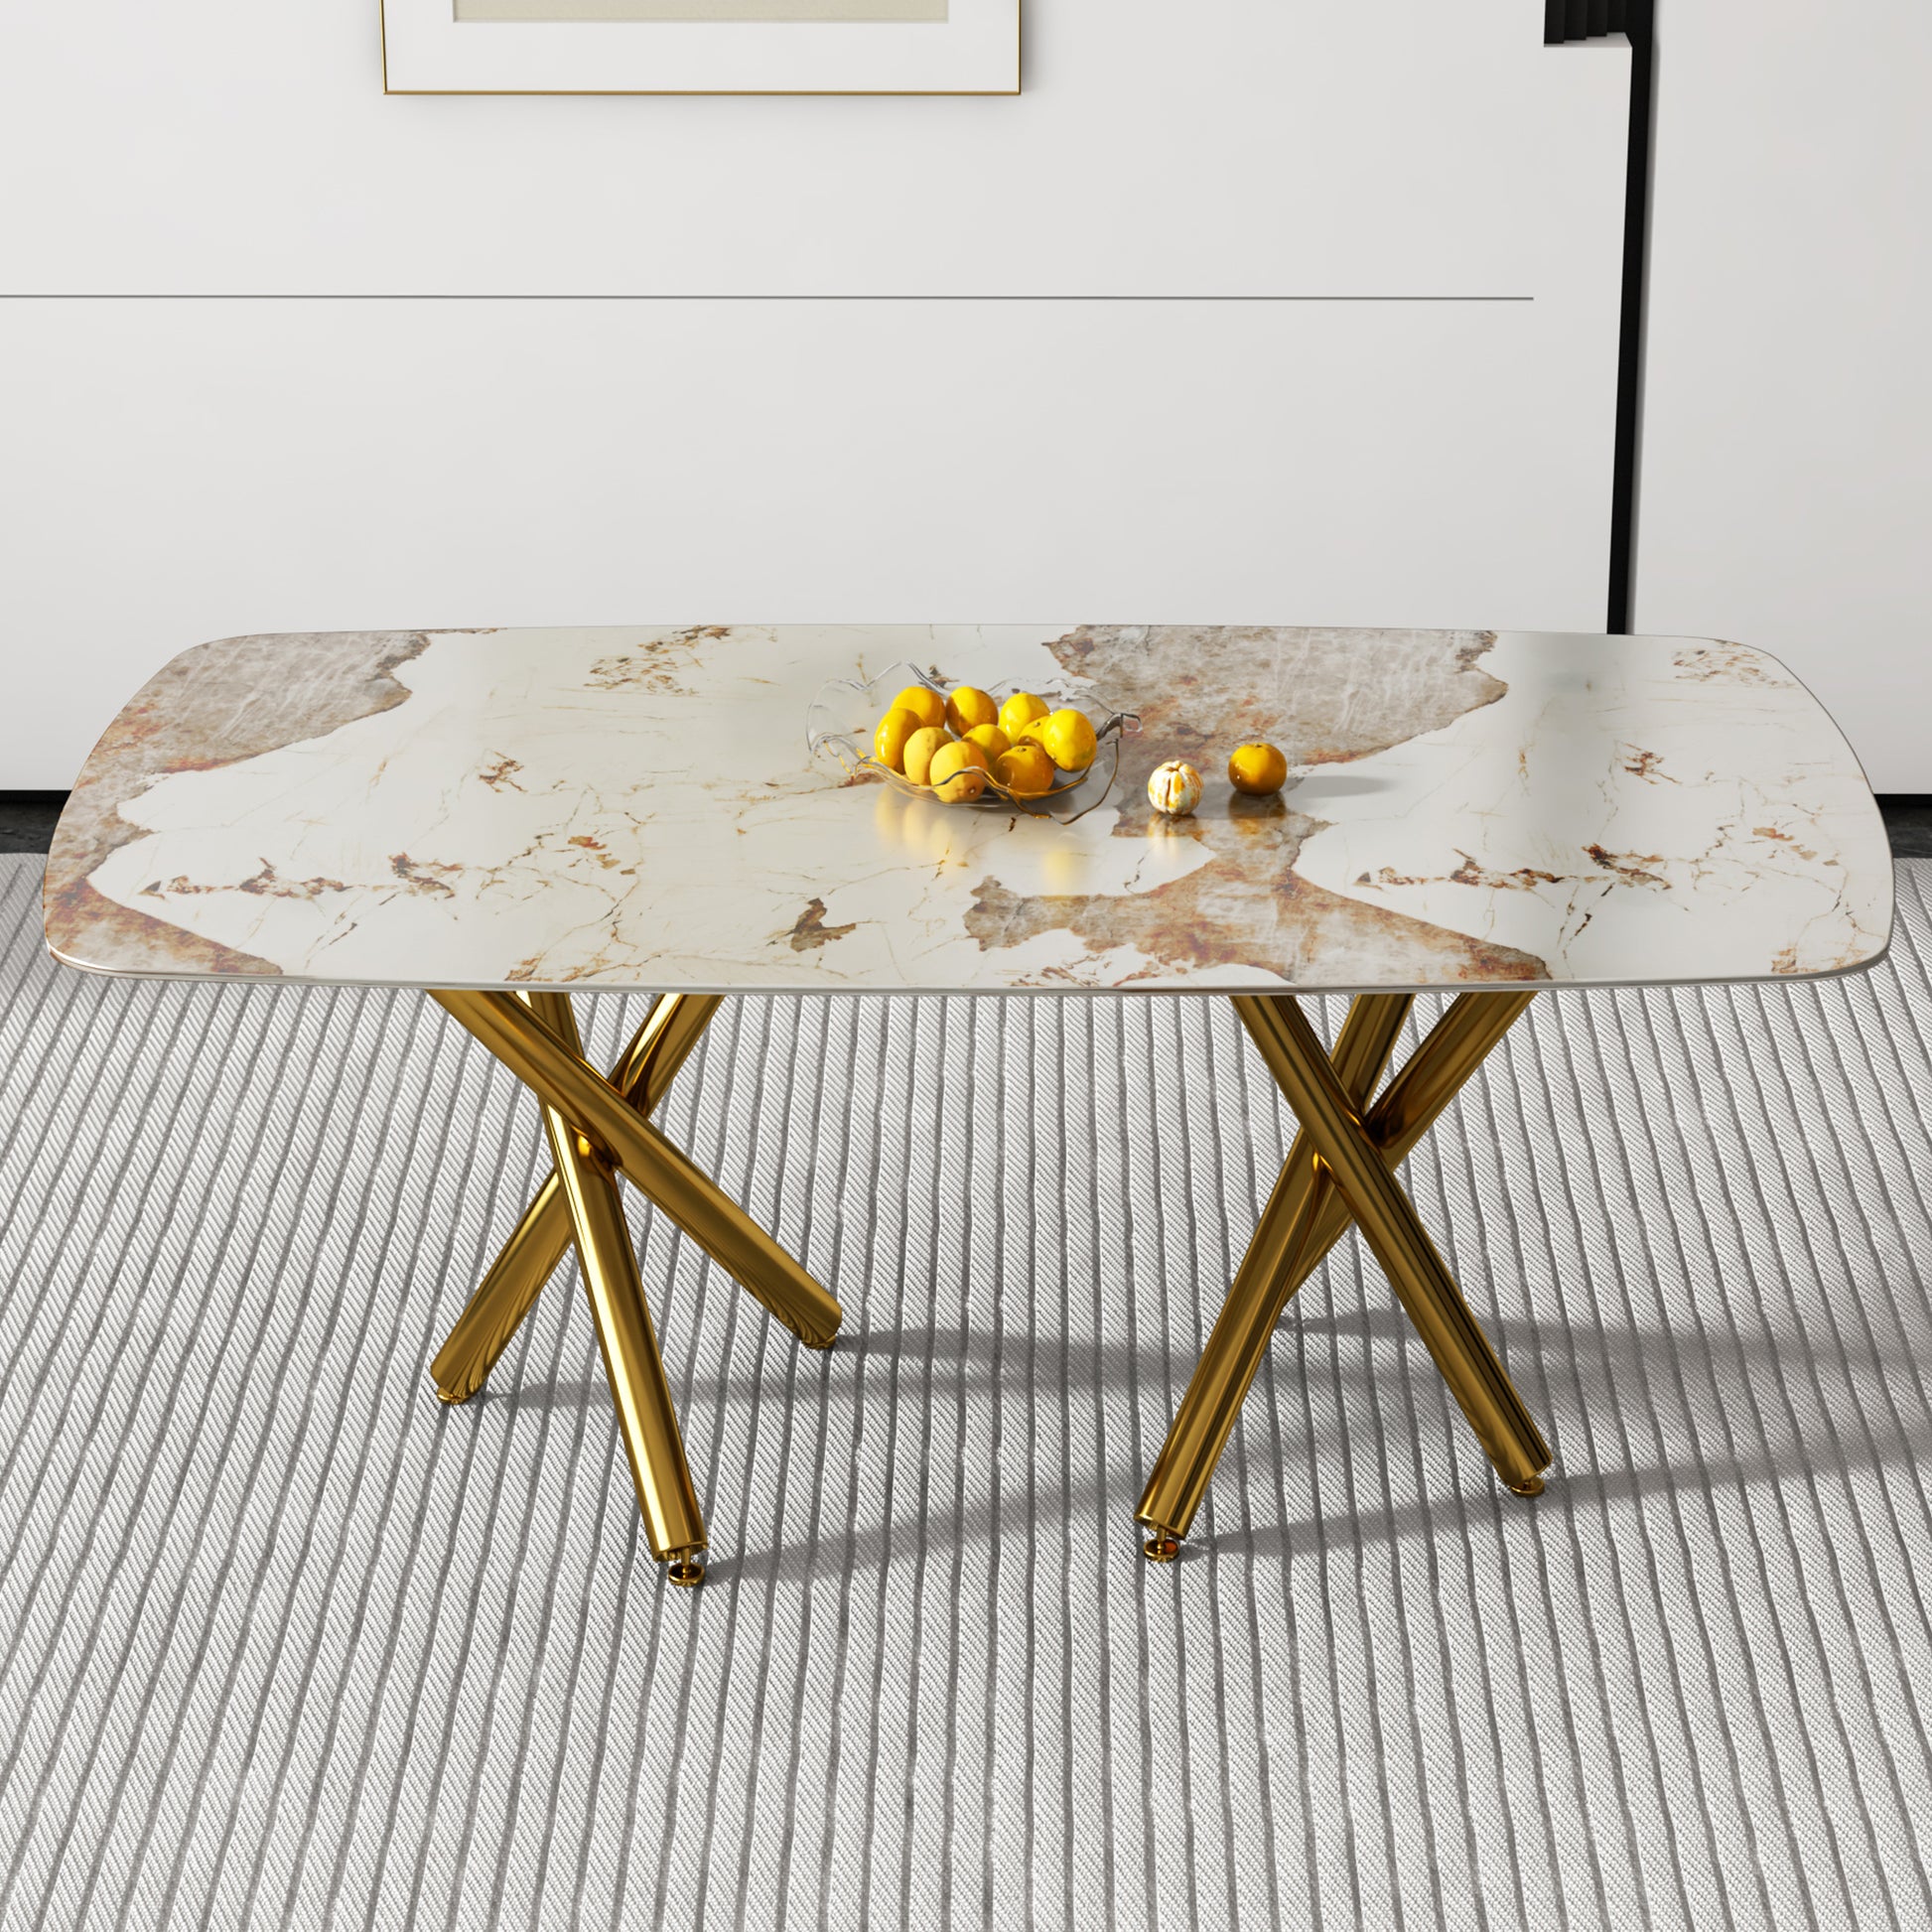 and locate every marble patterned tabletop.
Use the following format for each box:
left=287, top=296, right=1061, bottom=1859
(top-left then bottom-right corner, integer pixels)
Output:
left=44, top=625, right=1892, bottom=995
